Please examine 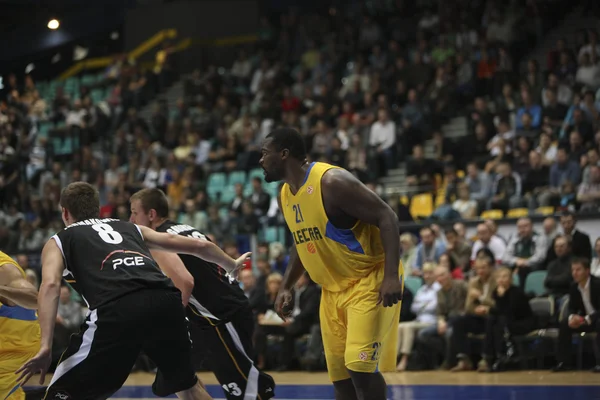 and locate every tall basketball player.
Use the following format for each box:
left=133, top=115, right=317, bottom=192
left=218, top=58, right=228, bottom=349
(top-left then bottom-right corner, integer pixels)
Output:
left=259, top=128, right=404, bottom=400
left=16, top=182, right=249, bottom=400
